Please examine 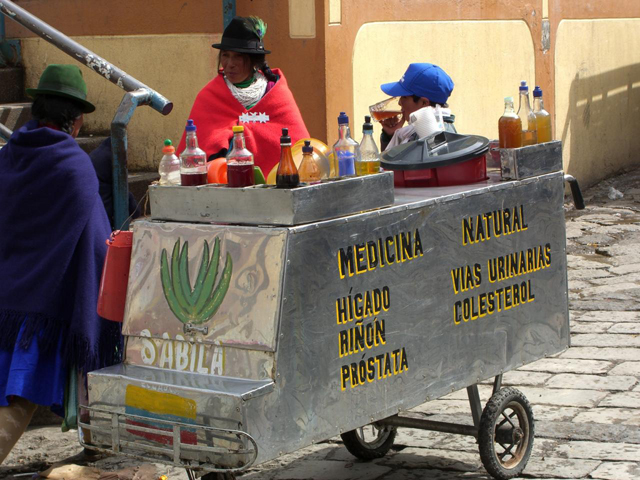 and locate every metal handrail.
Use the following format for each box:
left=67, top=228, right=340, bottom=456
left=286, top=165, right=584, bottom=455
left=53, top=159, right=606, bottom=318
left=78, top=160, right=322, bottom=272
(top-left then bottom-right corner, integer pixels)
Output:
left=0, top=0, right=173, bottom=228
